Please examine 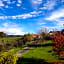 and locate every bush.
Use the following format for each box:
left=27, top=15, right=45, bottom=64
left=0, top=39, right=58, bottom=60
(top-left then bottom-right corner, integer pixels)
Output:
left=15, top=39, right=23, bottom=47
left=0, top=50, right=18, bottom=64
left=45, top=35, right=54, bottom=40
left=11, top=41, right=18, bottom=48
left=0, top=43, right=5, bottom=52
left=5, top=41, right=14, bottom=49
left=53, top=30, right=64, bottom=56
left=5, top=40, right=18, bottom=49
